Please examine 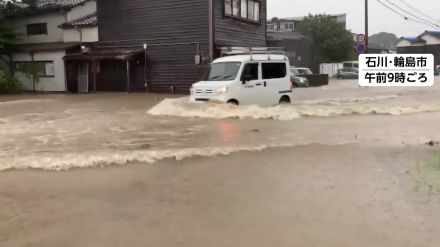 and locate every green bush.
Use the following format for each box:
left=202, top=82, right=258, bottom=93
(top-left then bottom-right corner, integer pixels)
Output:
left=0, top=70, right=22, bottom=94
